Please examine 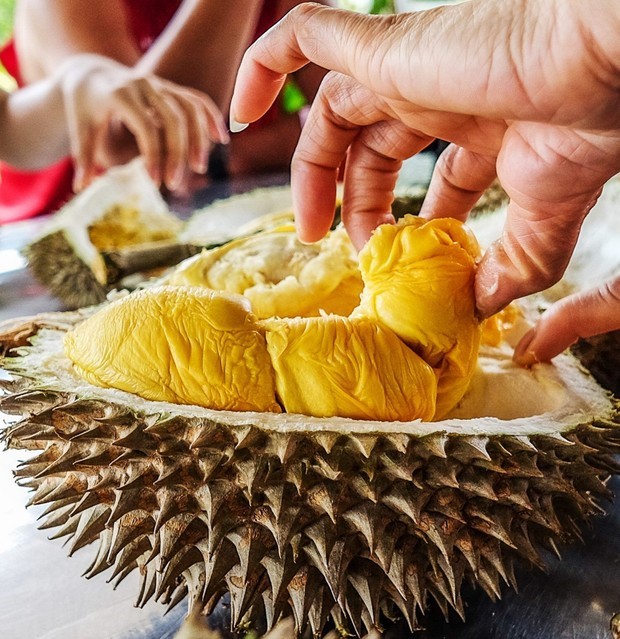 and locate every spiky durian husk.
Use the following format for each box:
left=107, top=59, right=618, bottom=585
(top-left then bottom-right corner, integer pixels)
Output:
left=1, top=331, right=619, bottom=637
